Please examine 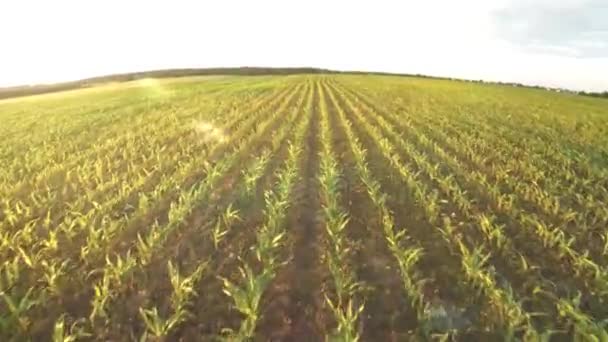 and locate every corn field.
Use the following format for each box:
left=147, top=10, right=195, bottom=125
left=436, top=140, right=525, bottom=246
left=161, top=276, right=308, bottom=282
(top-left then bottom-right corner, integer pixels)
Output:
left=1, top=75, right=608, bottom=341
